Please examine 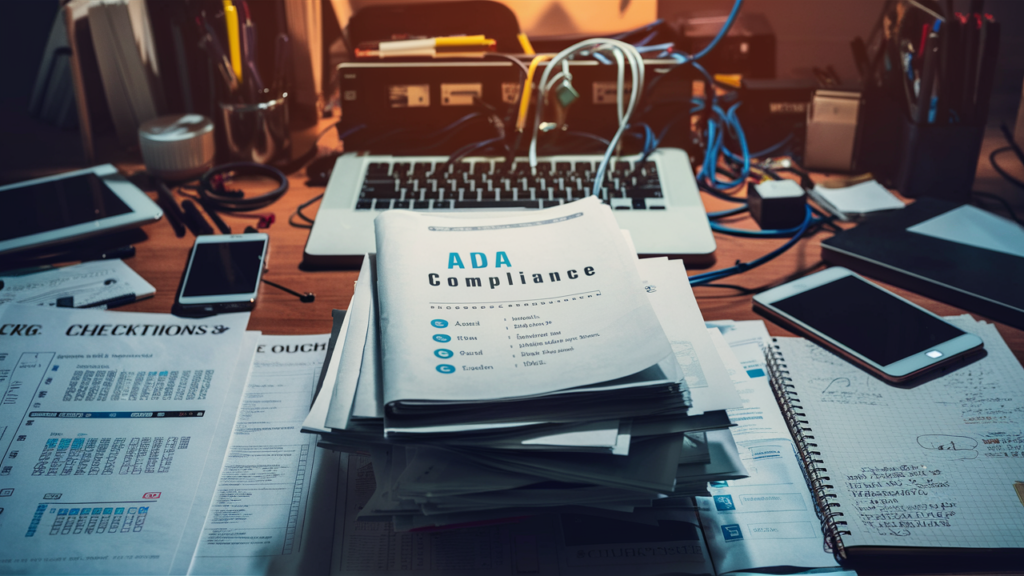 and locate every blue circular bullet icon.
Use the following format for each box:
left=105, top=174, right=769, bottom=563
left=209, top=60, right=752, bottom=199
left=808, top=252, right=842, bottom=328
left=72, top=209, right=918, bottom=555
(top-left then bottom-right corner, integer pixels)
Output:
left=436, top=364, right=455, bottom=374
left=434, top=349, right=453, bottom=359
left=433, top=334, right=451, bottom=343
left=431, top=319, right=448, bottom=328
